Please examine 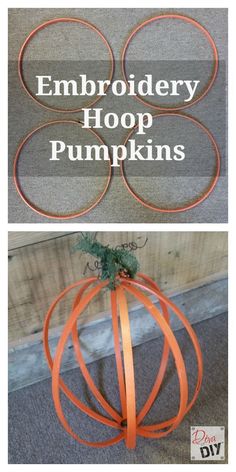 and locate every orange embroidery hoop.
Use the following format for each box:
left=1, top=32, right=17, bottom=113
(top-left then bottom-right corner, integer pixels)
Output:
left=18, top=17, right=114, bottom=113
left=121, top=112, right=221, bottom=213
left=43, top=272, right=203, bottom=449
left=121, top=14, right=218, bottom=111
left=13, top=120, right=112, bottom=220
